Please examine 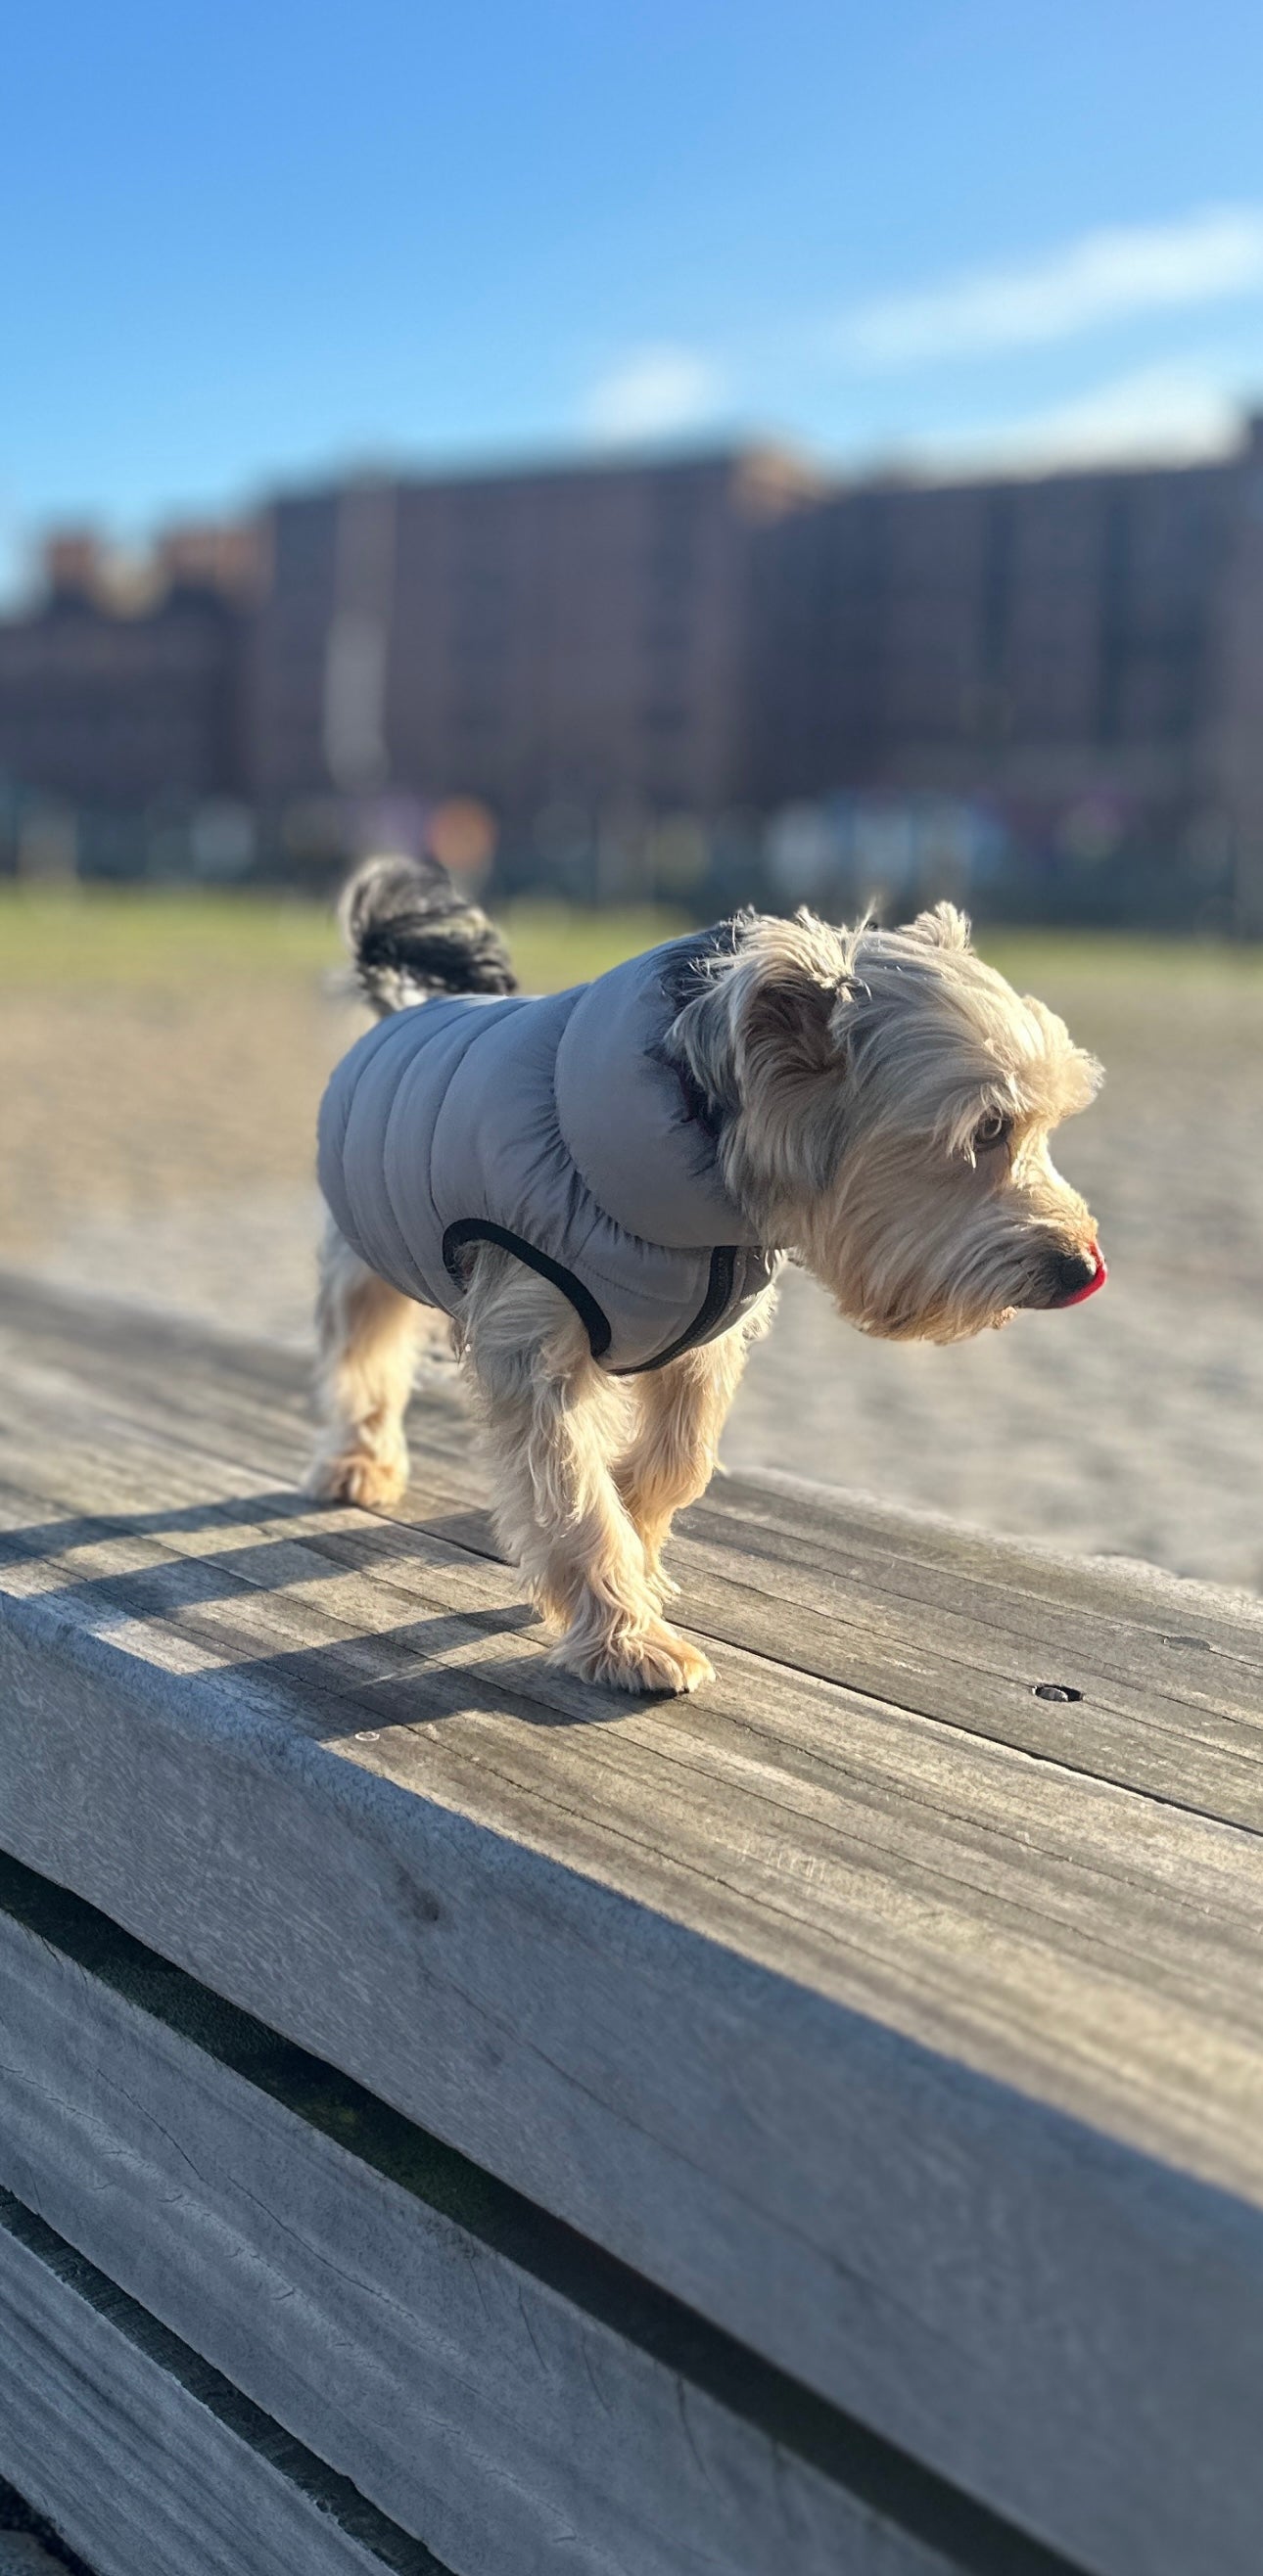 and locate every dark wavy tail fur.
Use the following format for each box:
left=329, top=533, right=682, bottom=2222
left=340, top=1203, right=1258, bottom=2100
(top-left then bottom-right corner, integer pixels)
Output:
left=339, top=853, right=518, bottom=1016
